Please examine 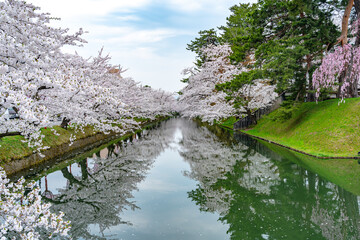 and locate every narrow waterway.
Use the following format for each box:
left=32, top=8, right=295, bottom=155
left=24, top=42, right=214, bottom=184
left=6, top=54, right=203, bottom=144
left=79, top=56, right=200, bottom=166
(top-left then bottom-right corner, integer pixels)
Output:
left=23, top=118, right=360, bottom=240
